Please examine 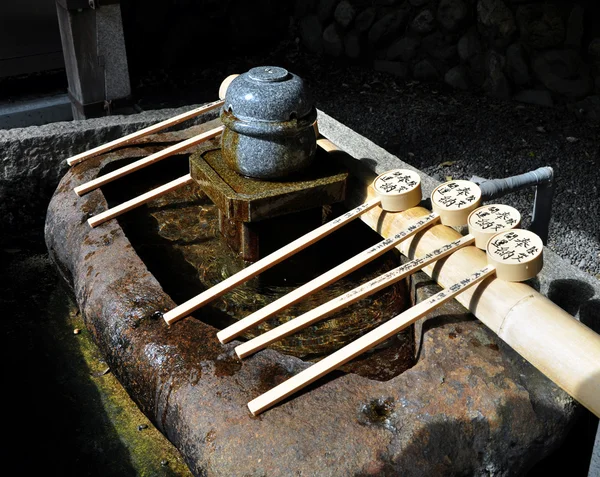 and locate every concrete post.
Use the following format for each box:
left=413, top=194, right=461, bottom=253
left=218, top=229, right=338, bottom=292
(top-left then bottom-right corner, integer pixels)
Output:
left=55, top=0, right=131, bottom=119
